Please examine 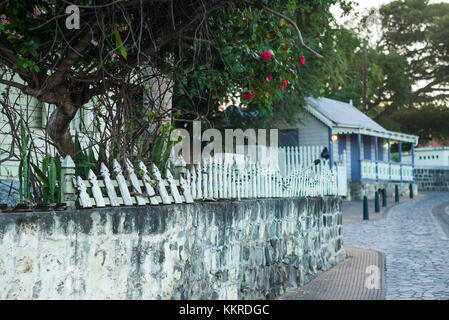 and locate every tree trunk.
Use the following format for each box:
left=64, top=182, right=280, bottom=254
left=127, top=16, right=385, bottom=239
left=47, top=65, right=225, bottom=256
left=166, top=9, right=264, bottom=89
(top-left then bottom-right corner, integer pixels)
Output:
left=47, top=103, right=78, bottom=157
